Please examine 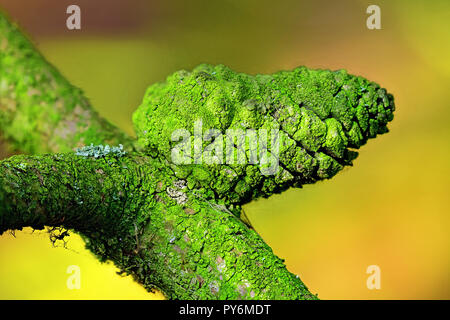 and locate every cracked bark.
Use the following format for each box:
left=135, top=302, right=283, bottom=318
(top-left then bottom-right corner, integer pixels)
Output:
left=0, top=12, right=317, bottom=299
left=0, top=152, right=317, bottom=299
